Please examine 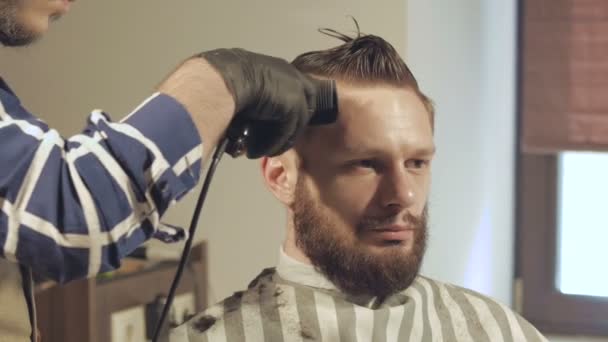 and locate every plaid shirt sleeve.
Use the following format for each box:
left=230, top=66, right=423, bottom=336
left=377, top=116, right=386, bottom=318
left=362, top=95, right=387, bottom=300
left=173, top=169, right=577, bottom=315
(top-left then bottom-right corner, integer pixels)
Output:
left=0, top=79, right=203, bottom=283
